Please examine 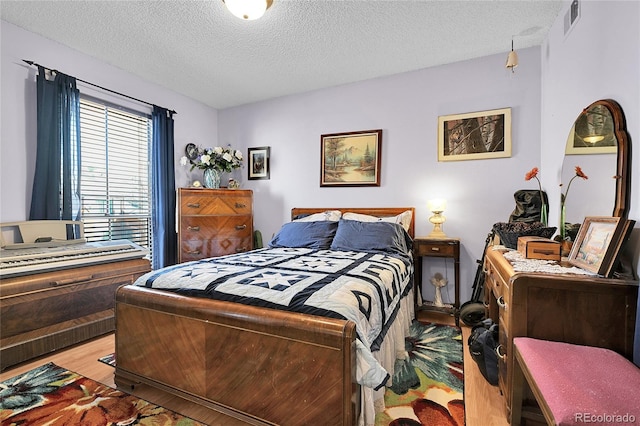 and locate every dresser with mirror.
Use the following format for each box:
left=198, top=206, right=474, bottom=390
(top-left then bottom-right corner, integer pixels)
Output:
left=484, top=99, right=638, bottom=422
